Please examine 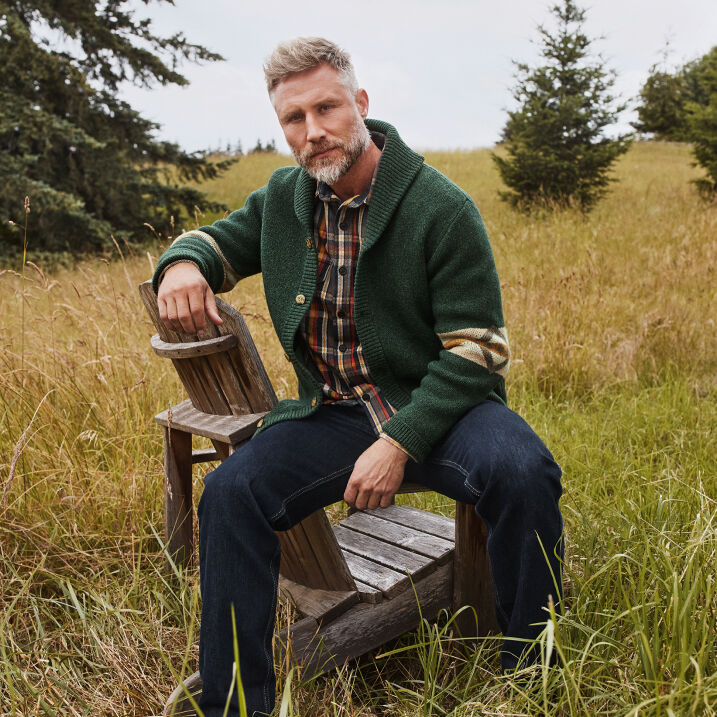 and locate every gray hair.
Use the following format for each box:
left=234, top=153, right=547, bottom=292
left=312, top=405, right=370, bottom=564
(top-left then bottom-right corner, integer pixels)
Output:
left=263, top=37, right=359, bottom=99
